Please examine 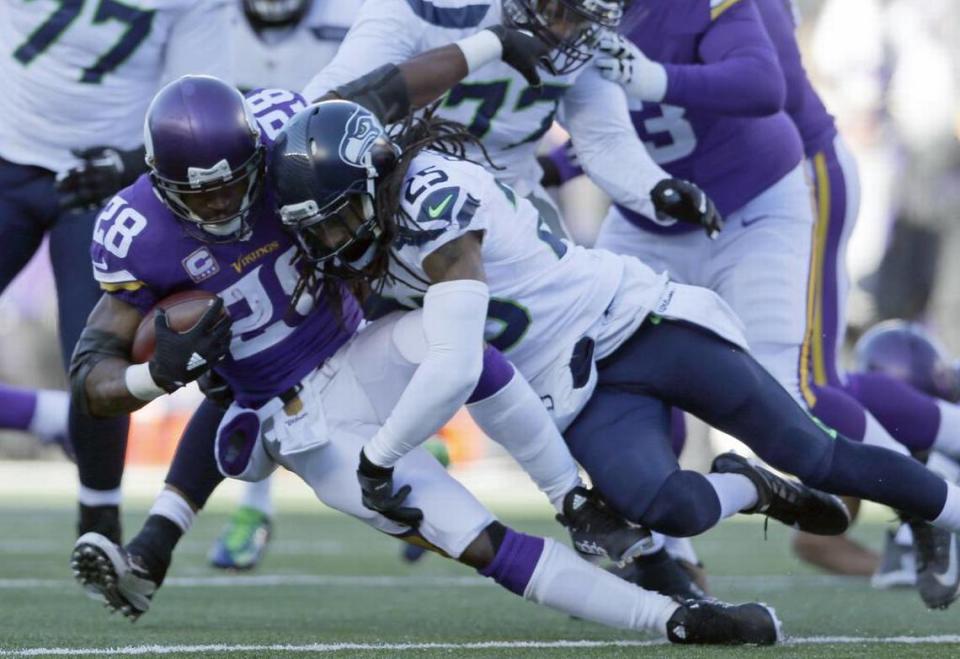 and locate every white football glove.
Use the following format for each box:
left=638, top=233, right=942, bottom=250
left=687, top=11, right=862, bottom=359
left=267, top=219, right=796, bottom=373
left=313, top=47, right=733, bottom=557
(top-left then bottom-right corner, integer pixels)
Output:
left=594, top=32, right=668, bottom=103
